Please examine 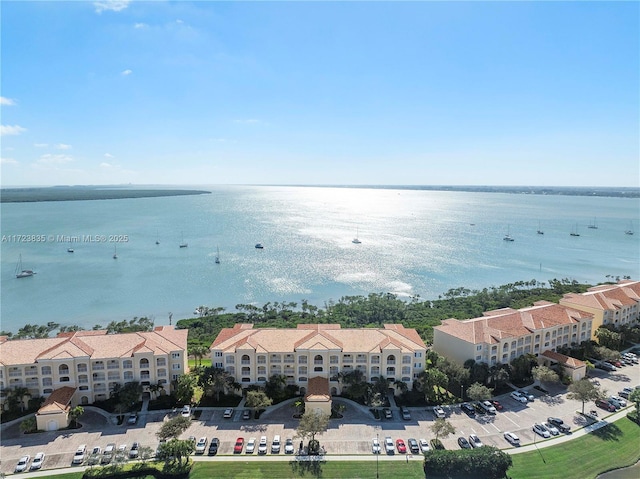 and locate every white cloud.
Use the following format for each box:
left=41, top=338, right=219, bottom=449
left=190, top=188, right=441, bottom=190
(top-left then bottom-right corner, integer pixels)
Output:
left=121, top=69, right=133, bottom=76
left=34, top=143, right=49, bottom=148
left=0, top=97, right=16, bottom=106
left=55, top=143, right=72, bottom=150
left=38, top=154, right=73, bottom=165
left=94, top=0, right=131, bottom=14
left=104, top=153, right=114, bottom=158
left=100, top=162, right=114, bottom=168
left=176, top=19, right=184, bottom=24
left=134, top=22, right=148, bottom=29
left=1, top=157, right=18, bottom=164
left=1, top=125, right=27, bottom=136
